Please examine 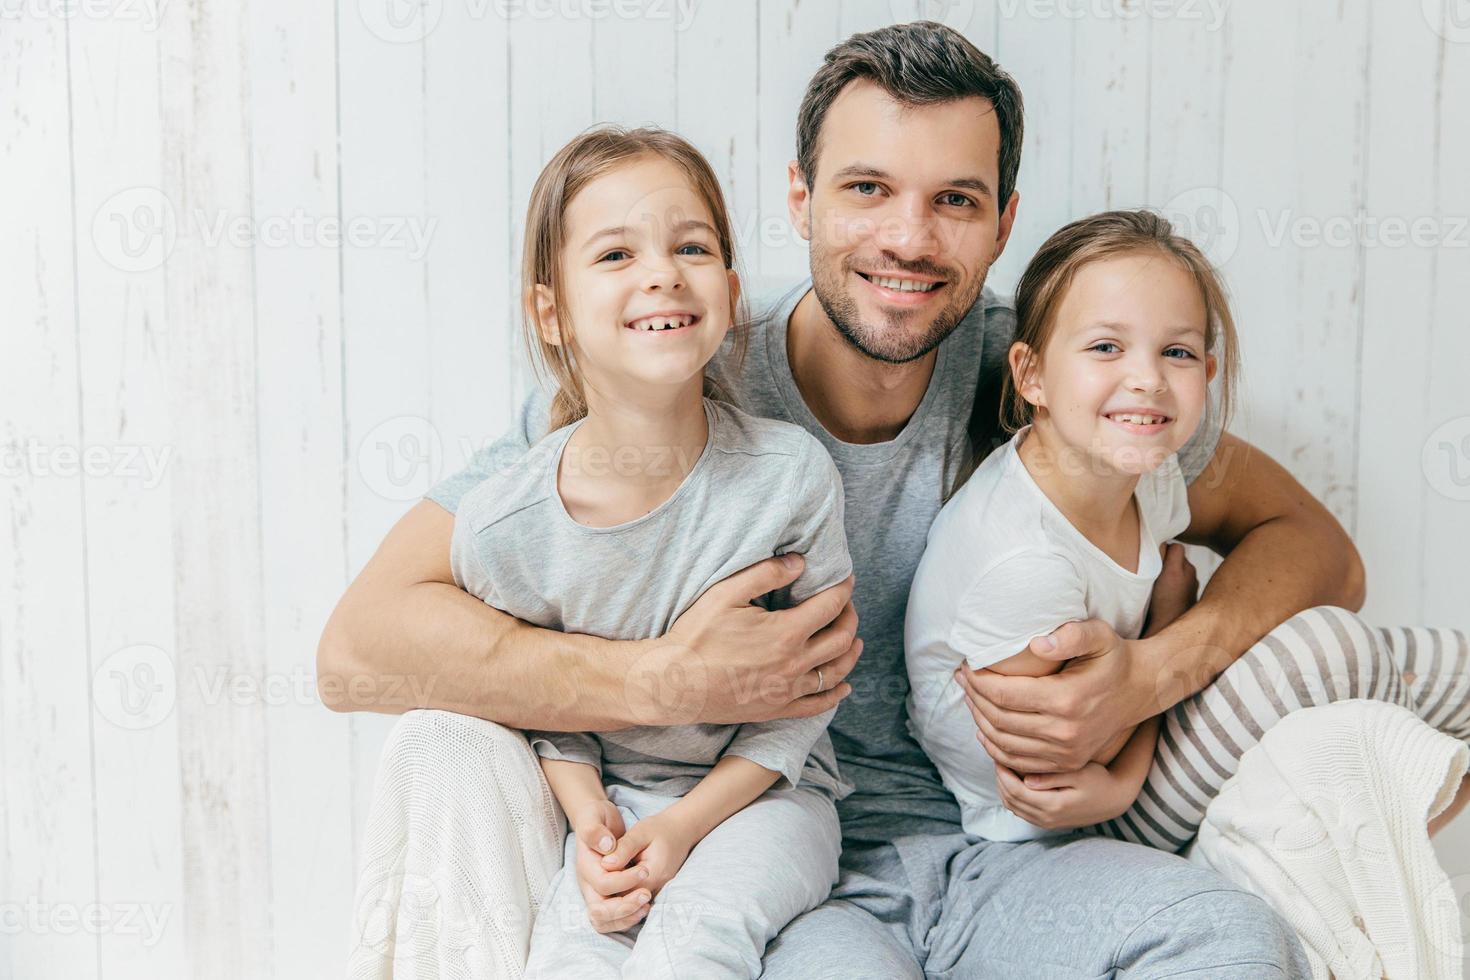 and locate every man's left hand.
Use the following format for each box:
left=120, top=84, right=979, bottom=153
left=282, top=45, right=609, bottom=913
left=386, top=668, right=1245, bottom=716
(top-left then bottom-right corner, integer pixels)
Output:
left=954, top=621, right=1151, bottom=773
